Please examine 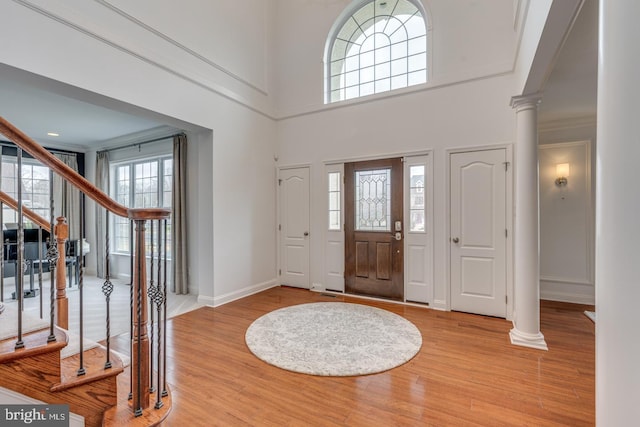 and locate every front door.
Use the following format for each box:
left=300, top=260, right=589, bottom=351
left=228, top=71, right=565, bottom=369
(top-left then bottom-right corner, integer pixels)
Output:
left=345, top=158, right=403, bottom=300
left=279, top=167, right=310, bottom=288
left=450, top=149, right=507, bottom=317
